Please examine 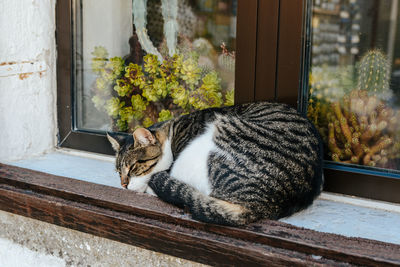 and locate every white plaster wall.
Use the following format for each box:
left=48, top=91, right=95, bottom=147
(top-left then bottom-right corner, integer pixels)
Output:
left=0, top=2, right=202, bottom=265
left=0, top=0, right=57, bottom=161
